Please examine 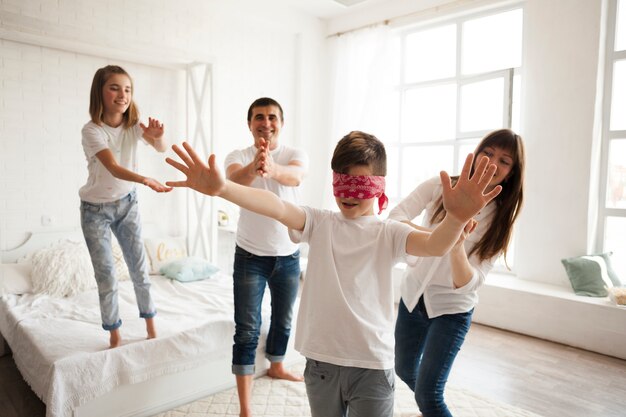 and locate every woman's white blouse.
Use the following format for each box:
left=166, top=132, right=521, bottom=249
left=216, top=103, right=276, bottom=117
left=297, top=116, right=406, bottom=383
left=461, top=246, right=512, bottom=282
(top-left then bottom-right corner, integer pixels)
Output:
left=388, top=176, right=498, bottom=318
